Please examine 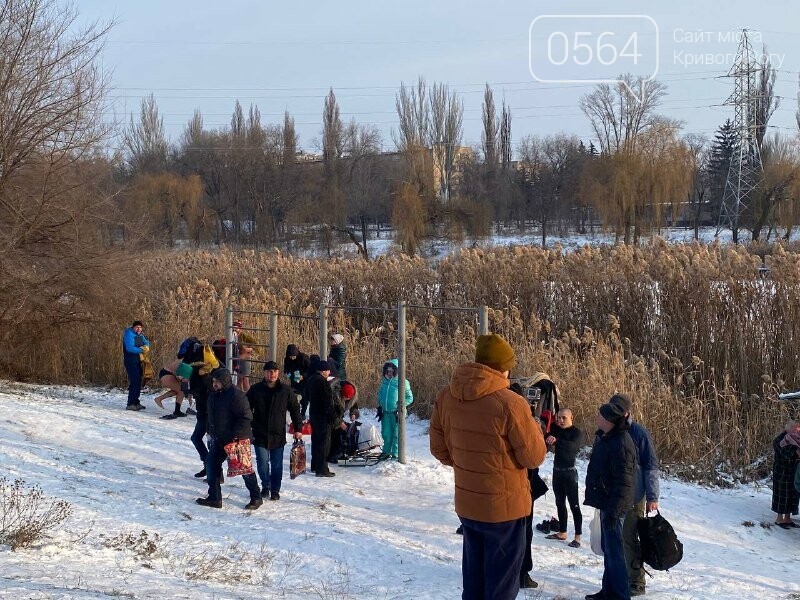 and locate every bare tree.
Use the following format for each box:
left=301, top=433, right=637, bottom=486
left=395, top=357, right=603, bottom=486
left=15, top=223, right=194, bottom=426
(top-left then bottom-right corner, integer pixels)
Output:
left=0, top=0, right=128, bottom=373
left=429, top=82, right=463, bottom=202
left=500, top=100, right=512, bottom=168
left=481, top=84, right=498, bottom=167
left=123, top=93, right=168, bottom=175
left=755, top=47, right=780, bottom=150
left=579, top=74, right=668, bottom=154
